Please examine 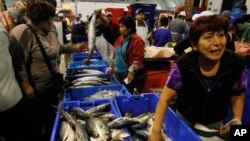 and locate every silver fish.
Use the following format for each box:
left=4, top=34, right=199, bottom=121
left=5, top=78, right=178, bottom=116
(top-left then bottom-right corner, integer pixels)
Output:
left=86, top=118, right=99, bottom=137
left=71, top=76, right=107, bottom=84
left=86, top=103, right=110, bottom=114
left=59, top=121, right=76, bottom=141
left=110, top=129, right=130, bottom=141
left=132, top=112, right=153, bottom=129
left=60, top=108, right=76, bottom=129
left=131, top=129, right=149, bottom=140
left=84, top=90, right=119, bottom=101
left=77, top=69, right=104, bottom=75
left=88, top=12, right=96, bottom=54
left=94, top=118, right=111, bottom=140
left=71, top=107, right=91, bottom=119
left=75, top=120, right=90, bottom=141
left=108, top=117, right=140, bottom=129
